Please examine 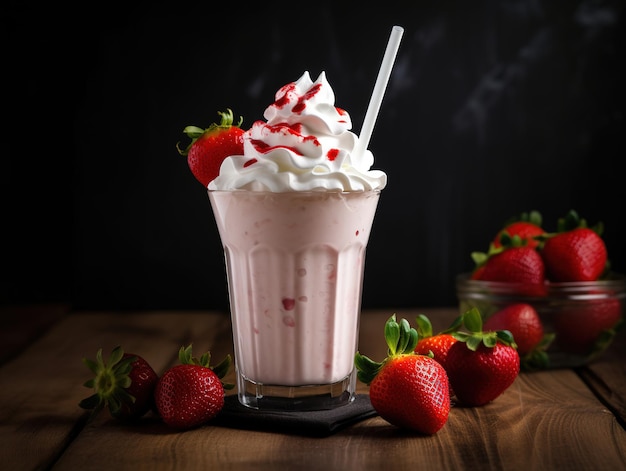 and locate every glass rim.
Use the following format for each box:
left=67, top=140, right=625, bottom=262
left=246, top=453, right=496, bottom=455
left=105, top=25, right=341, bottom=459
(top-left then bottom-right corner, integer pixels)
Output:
left=207, top=188, right=383, bottom=195
left=456, top=272, right=626, bottom=300
left=456, top=271, right=626, bottom=288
